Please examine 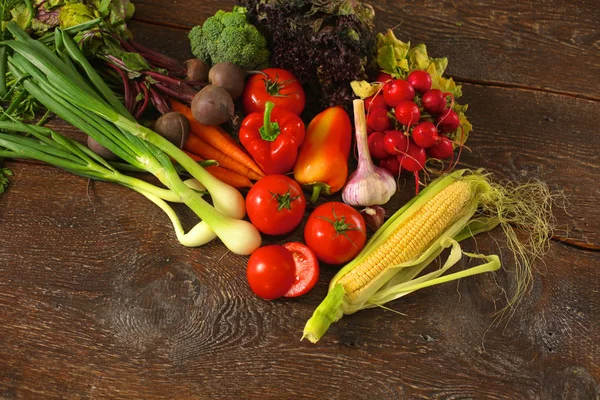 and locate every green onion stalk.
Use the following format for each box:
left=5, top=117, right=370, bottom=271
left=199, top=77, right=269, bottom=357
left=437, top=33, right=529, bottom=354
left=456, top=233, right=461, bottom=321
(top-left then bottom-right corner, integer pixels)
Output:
left=0, top=119, right=222, bottom=246
left=0, top=22, right=262, bottom=255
